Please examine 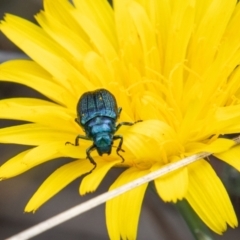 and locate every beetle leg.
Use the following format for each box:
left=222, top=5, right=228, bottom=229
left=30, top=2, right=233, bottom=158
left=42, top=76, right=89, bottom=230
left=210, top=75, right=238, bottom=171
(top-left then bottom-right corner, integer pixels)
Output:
left=86, top=144, right=97, bottom=173
left=116, top=120, right=142, bottom=132
left=75, top=118, right=80, bottom=125
left=113, top=135, right=125, bottom=163
left=117, top=107, right=122, bottom=117
left=65, top=135, right=90, bottom=146
left=75, top=135, right=91, bottom=146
